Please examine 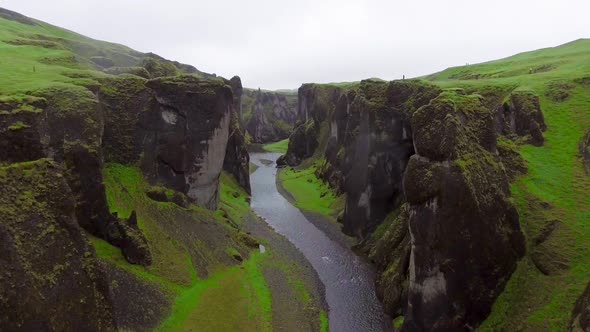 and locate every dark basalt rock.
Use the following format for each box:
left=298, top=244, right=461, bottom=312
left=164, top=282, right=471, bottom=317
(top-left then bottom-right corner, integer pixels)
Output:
left=140, top=75, right=234, bottom=209
left=224, top=77, right=251, bottom=194
left=108, top=211, right=152, bottom=266
left=401, top=91, right=525, bottom=331
left=571, top=281, right=590, bottom=331
left=244, top=89, right=298, bottom=143
left=281, top=84, right=343, bottom=165
left=0, top=159, right=116, bottom=331
left=0, top=110, right=46, bottom=163
left=100, top=74, right=251, bottom=201
left=369, top=206, right=411, bottom=318
left=496, top=91, right=547, bottom=146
